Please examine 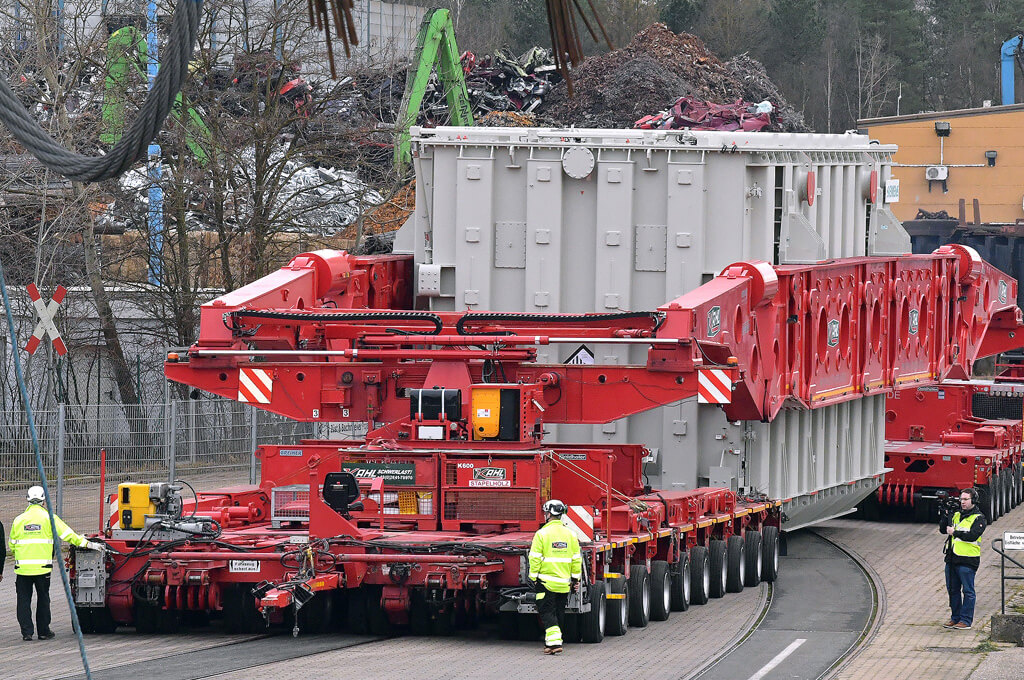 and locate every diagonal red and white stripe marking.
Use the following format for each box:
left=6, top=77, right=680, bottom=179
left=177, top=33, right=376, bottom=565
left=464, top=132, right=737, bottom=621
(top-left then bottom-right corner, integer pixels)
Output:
left=697, top=368, right=733, bottom=404
left=237, top=367, right=273, bottom=404
left=562, top=505, right=595, bottom=543
left=25, top=283, right=67, bottom=356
